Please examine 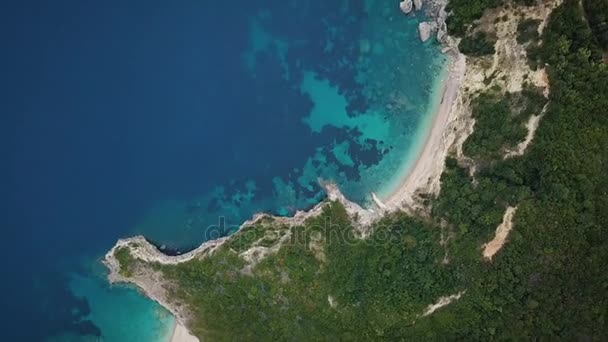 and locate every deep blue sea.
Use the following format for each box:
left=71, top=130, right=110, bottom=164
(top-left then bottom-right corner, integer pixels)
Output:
left=1, top=0, right=446, bottom=340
